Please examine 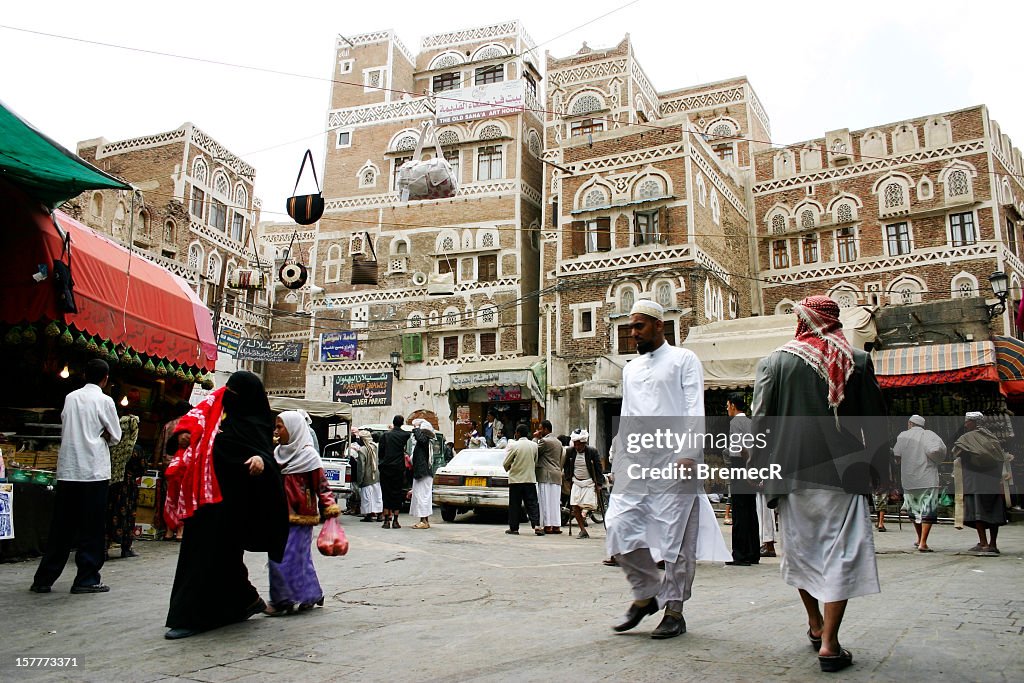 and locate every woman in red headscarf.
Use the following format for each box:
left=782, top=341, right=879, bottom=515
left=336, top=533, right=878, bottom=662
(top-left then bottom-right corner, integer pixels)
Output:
left=163, top=371, right=288, bottom=640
